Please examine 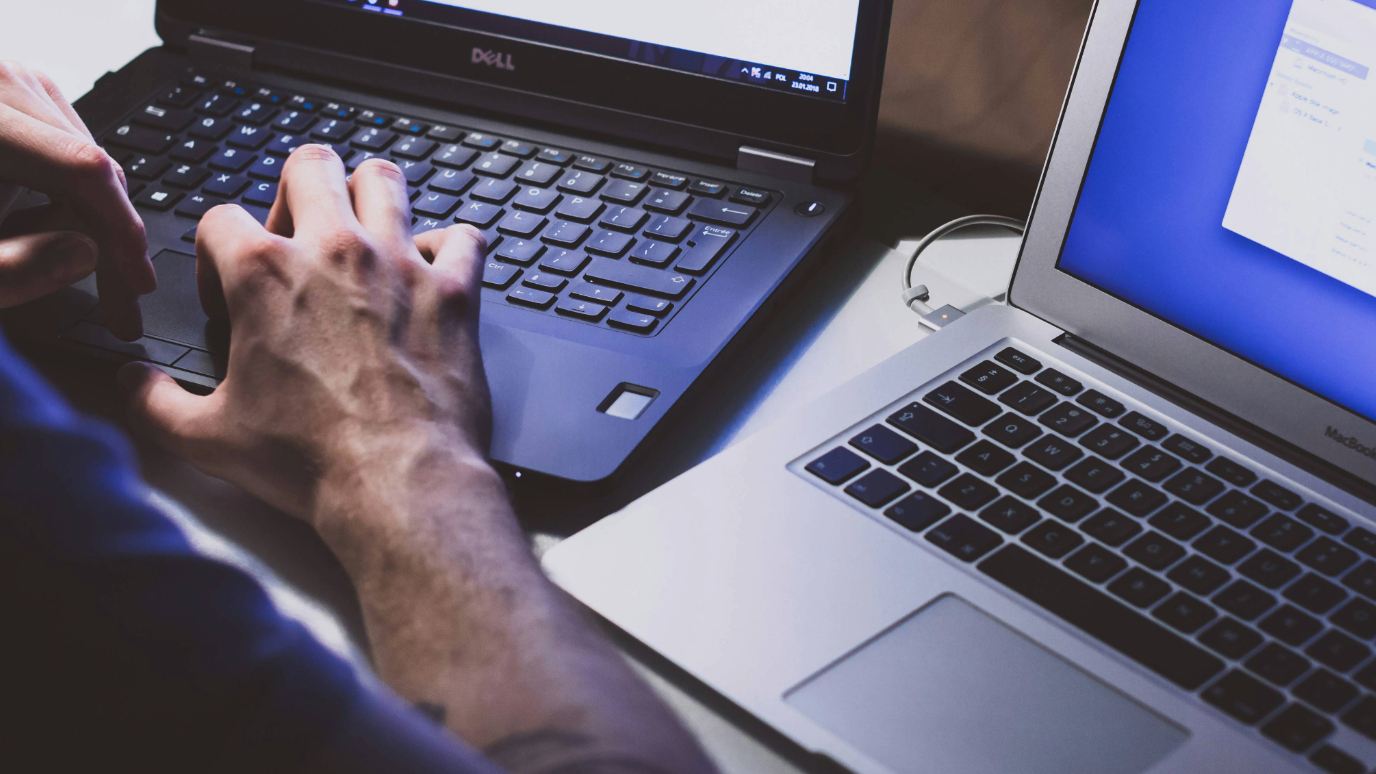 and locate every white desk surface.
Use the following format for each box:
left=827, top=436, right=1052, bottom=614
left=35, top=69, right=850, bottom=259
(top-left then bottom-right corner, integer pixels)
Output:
left=1, top=7, right=1023, bottom=771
